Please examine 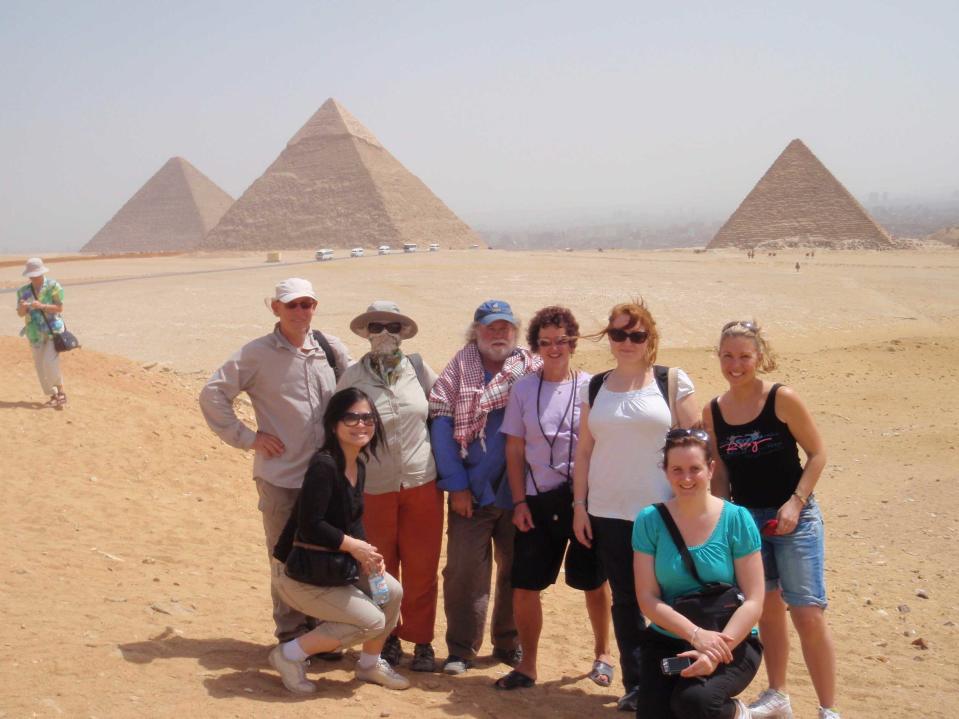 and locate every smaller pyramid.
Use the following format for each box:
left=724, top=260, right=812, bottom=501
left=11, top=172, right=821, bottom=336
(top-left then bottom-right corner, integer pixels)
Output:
left=202, top=98, right=480, bottom=250
left=82, top=157, right=234, bottom=253
left=709, top=139, right=893, bottom=250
